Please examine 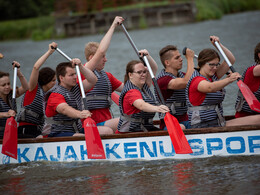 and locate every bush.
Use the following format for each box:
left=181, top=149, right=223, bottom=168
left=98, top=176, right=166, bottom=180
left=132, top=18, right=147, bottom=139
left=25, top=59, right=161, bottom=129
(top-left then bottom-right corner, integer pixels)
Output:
left=0, top=16, right=55, bottom=41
